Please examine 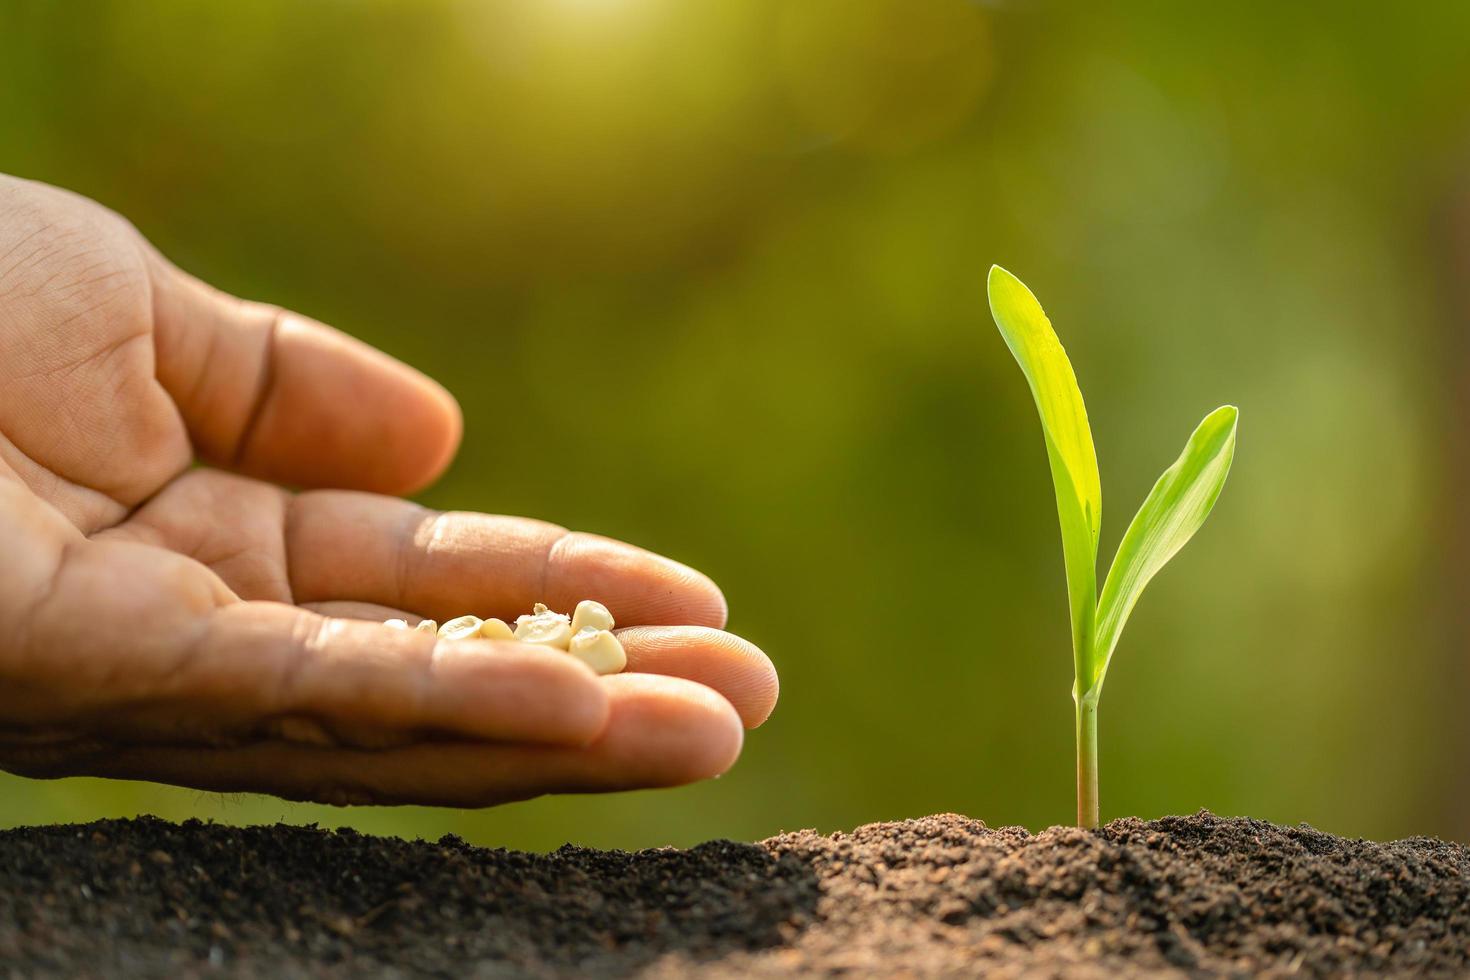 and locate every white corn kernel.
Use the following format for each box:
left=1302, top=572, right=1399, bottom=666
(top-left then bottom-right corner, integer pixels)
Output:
left=568, top=628, right=627, bottom=675
left=479, top=617, right=515, bottom=641
left=569, top=599, right=615, bottom=635
left=414, top=619, right=439, bottom=634
left=514, top=602, right=573, bottom=649
left=438, top=615, right=483, bottom=641
left=384, top=619, right=410, bottom=630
